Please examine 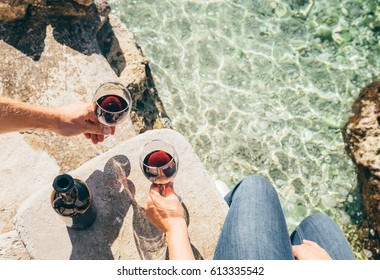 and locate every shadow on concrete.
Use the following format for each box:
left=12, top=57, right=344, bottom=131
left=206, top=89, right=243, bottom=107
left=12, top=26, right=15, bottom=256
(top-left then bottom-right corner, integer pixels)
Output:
left=66, top=154, right=194, bottom=260
left=132, top=203, right=166, bottom=259
left=66, top=153, right=203, bottom=260
left=132, top=196, right=204, bottom=260
left=0, top=3, right=125, bottom=76
left=67, top=155, right=133, bottom=260
left=164, top=243, right=204, bottom=260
